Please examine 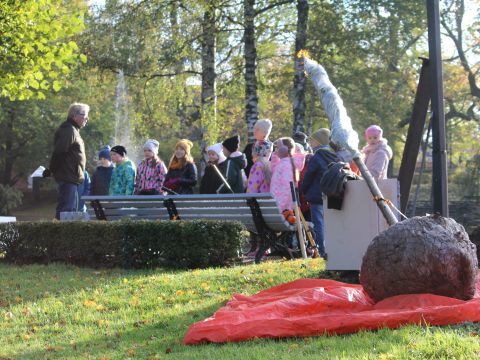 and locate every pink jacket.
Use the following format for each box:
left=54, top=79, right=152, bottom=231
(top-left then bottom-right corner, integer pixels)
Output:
left=134, top=158, right=168, bottom=194
left=247, top=161, right=270, bottom=193
left=270, top=153, right=305, bottom=211
left=362, top=140, right=393, bottom=181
